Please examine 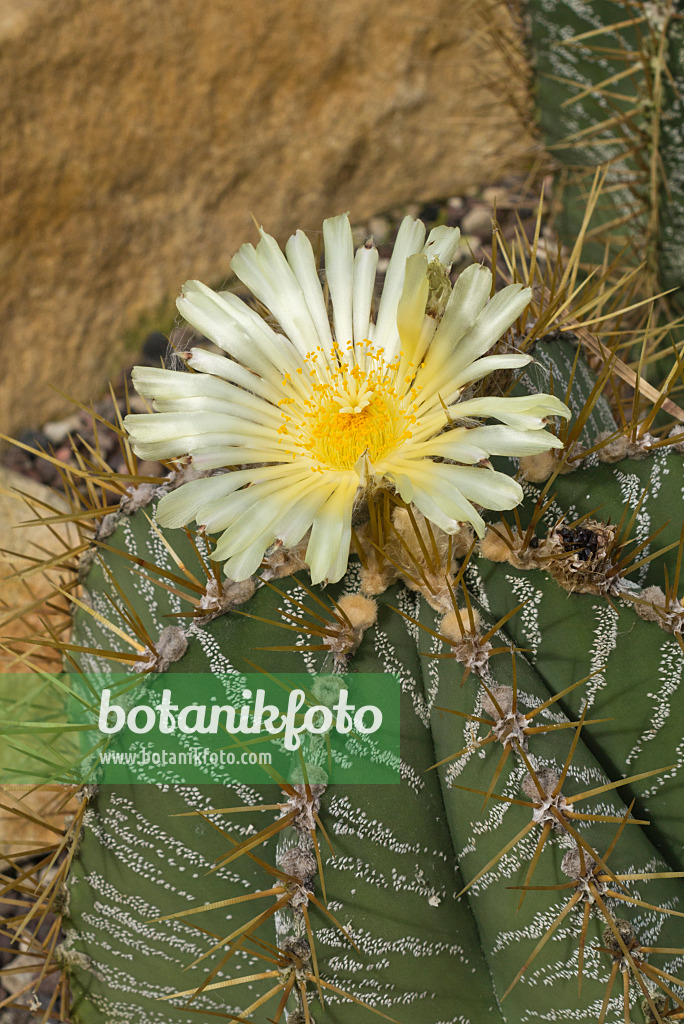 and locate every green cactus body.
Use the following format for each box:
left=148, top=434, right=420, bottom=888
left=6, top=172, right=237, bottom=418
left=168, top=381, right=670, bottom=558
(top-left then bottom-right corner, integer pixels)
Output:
left=527, top=0, right=684, bottom=322
left=527, top=0, right=645, bottom=262
left=658, top=12, right=684, bottom=305
left=67, top=582, right=506, bottom=1023
left=56, top=338, right=684, bottom=1024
